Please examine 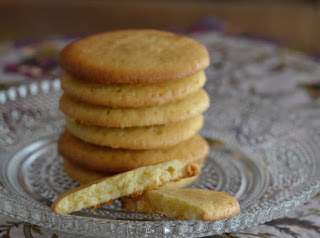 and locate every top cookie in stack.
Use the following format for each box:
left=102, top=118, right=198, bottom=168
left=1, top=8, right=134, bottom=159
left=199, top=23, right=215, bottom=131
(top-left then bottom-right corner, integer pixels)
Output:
left=58, top=29, right=210, bottom=177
